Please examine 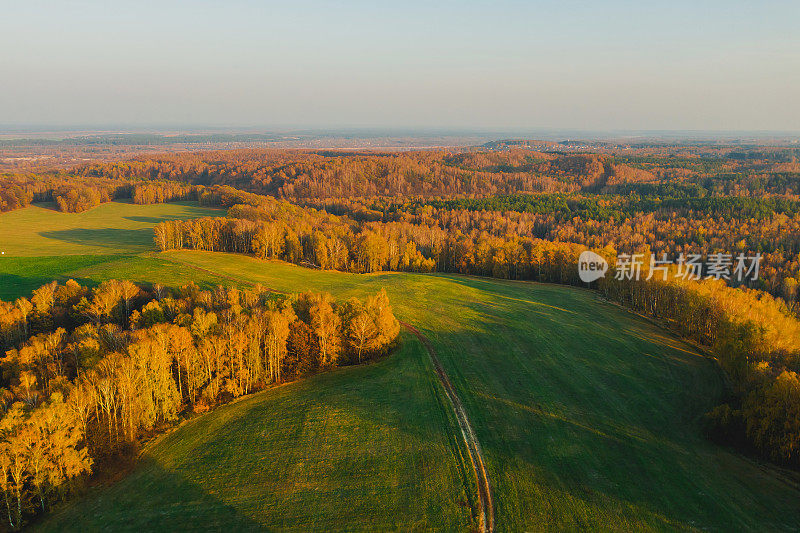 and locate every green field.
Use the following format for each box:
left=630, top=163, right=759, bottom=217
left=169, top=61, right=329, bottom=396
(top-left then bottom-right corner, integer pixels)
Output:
left=0, top=200, right=223, bottom=257
left=0, top=201, right=224, bottom=299
left=1, top=202, right=798, bottom=531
